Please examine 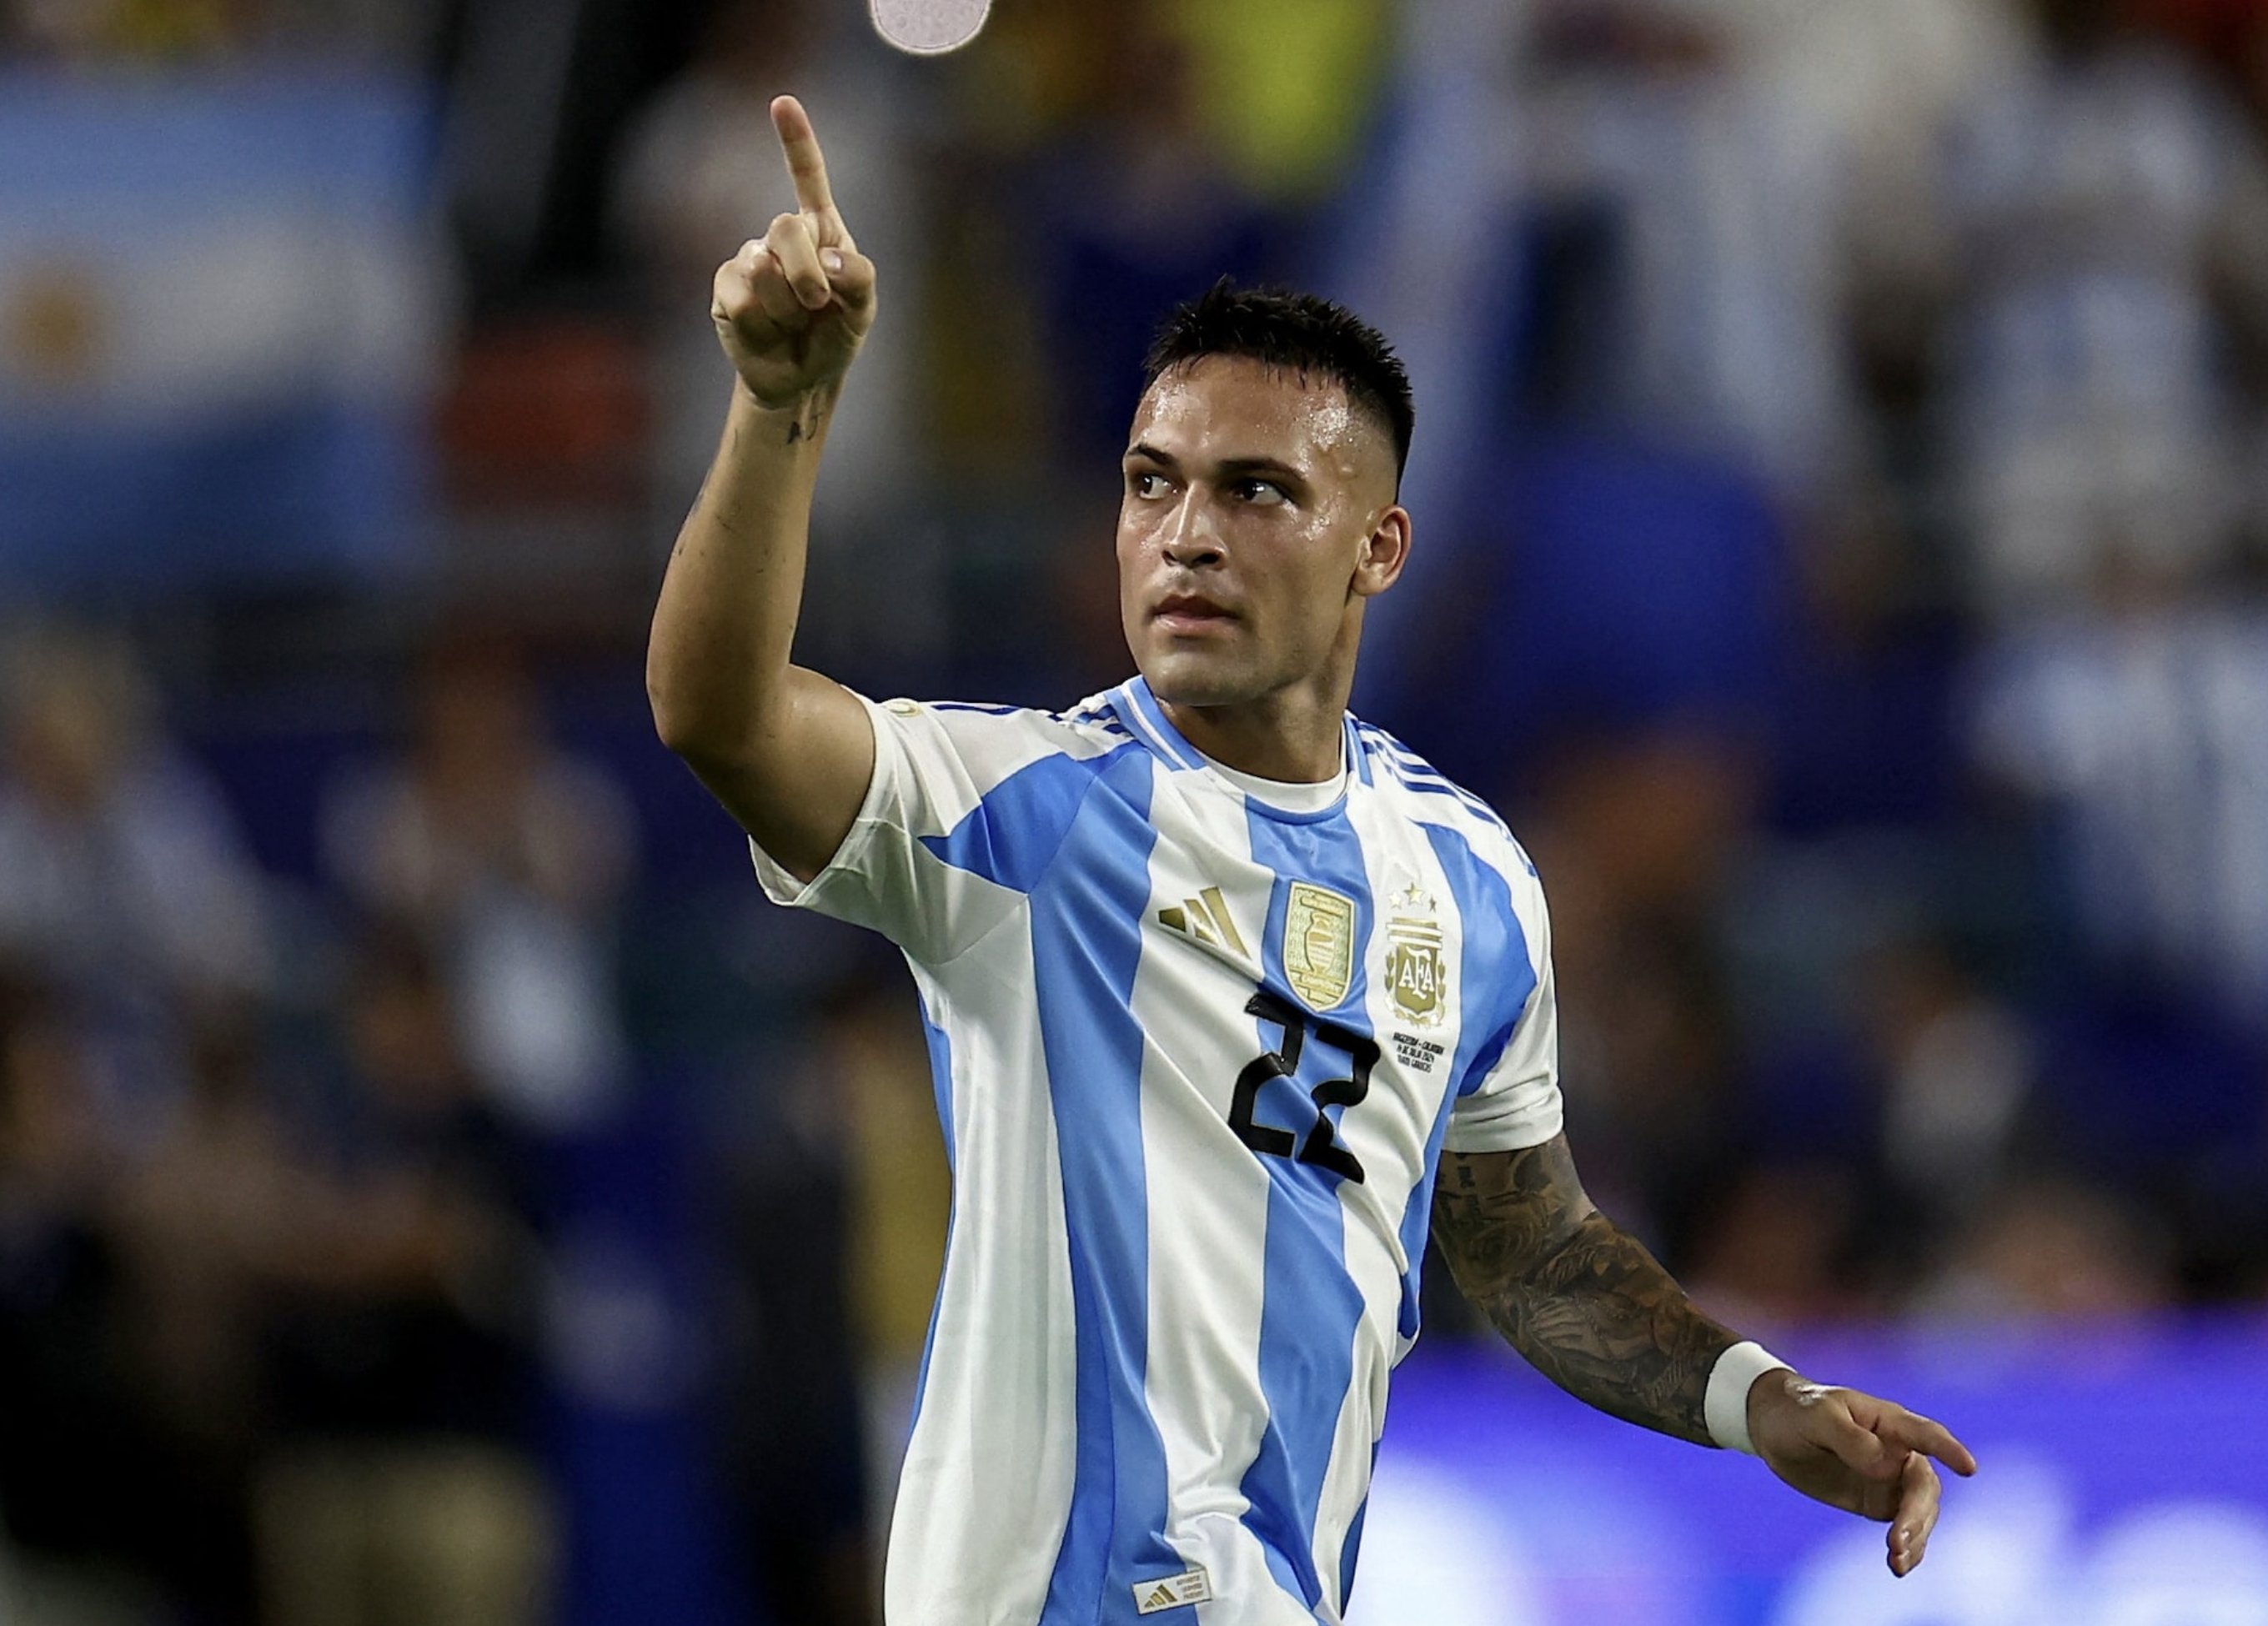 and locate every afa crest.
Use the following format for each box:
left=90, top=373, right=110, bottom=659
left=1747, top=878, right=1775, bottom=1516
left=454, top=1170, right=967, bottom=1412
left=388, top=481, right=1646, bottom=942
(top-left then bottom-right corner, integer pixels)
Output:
left=1384, top=884, right=1448, bottom=1027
